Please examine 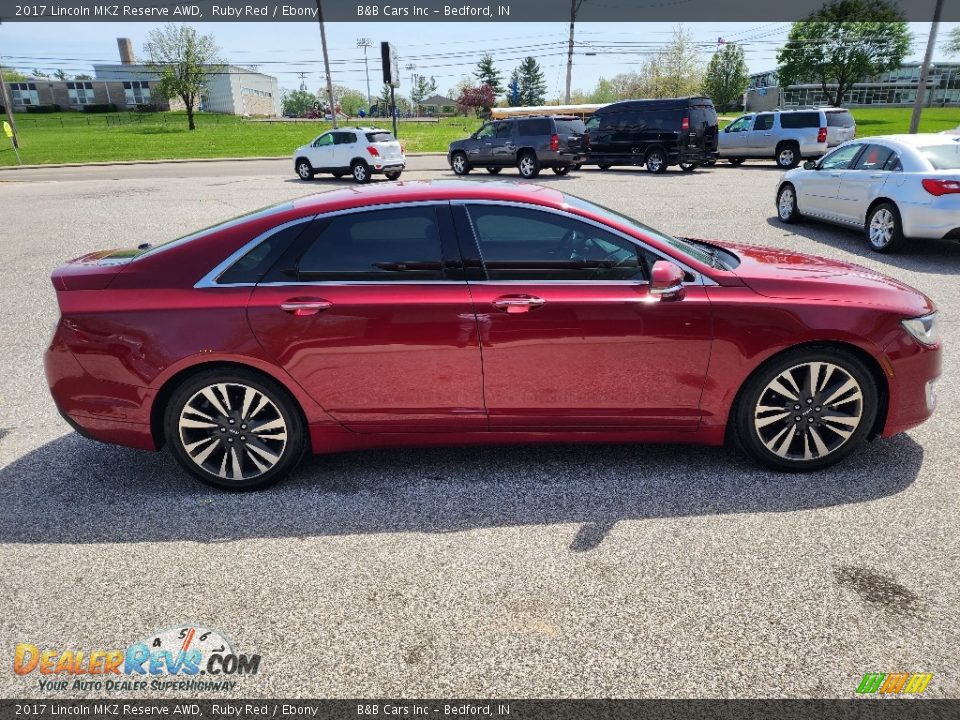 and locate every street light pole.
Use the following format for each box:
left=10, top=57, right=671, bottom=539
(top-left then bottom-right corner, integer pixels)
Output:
left=909, top=0, right=944, bottom=134
left=316, top=0, right=337, bottom=129
left=357, top=37, right=372, bottom=109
